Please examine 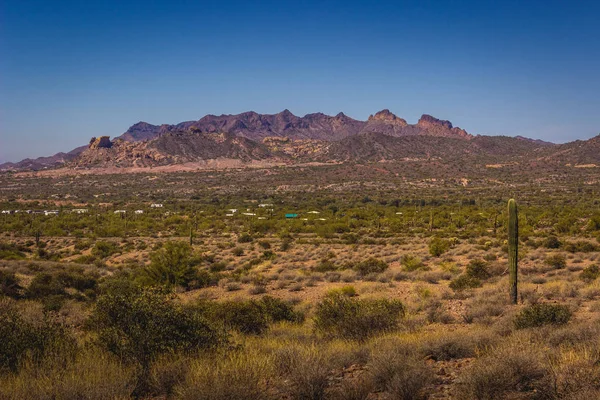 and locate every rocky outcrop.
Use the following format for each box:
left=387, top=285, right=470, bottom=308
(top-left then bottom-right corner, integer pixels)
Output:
left=88, top=136, right=113, bottom=149
left=367, top=109, right=408, bottom=125
left=417, top=114, right=471, bottom=139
